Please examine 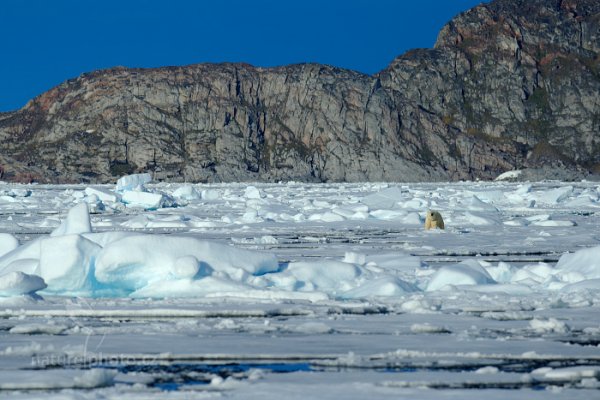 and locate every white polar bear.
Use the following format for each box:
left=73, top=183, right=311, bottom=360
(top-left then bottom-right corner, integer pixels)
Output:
left=425, top=210, right=445, bottom=230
